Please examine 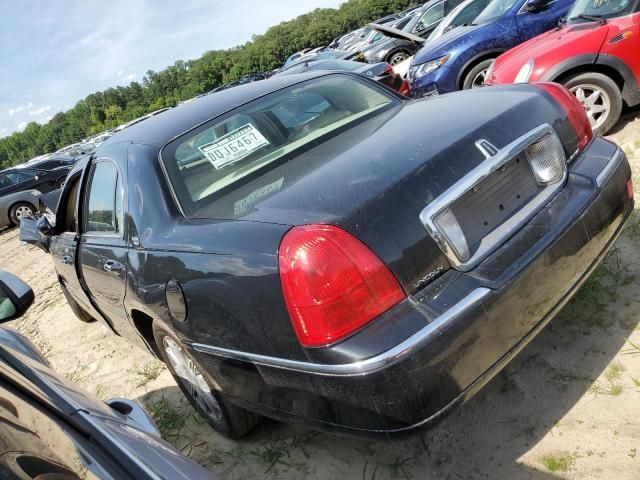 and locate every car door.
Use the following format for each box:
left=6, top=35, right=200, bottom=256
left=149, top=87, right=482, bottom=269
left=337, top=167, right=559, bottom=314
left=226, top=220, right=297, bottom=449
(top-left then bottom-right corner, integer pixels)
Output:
left=412, top=1, right=447, bottom=37
left=0, top=170, right=37, bottom=196
left=48, top=172, right=102, bottom=324
left=77, top=158, right=129, bottom=333
left=515, top=0, right=573, bottom=41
